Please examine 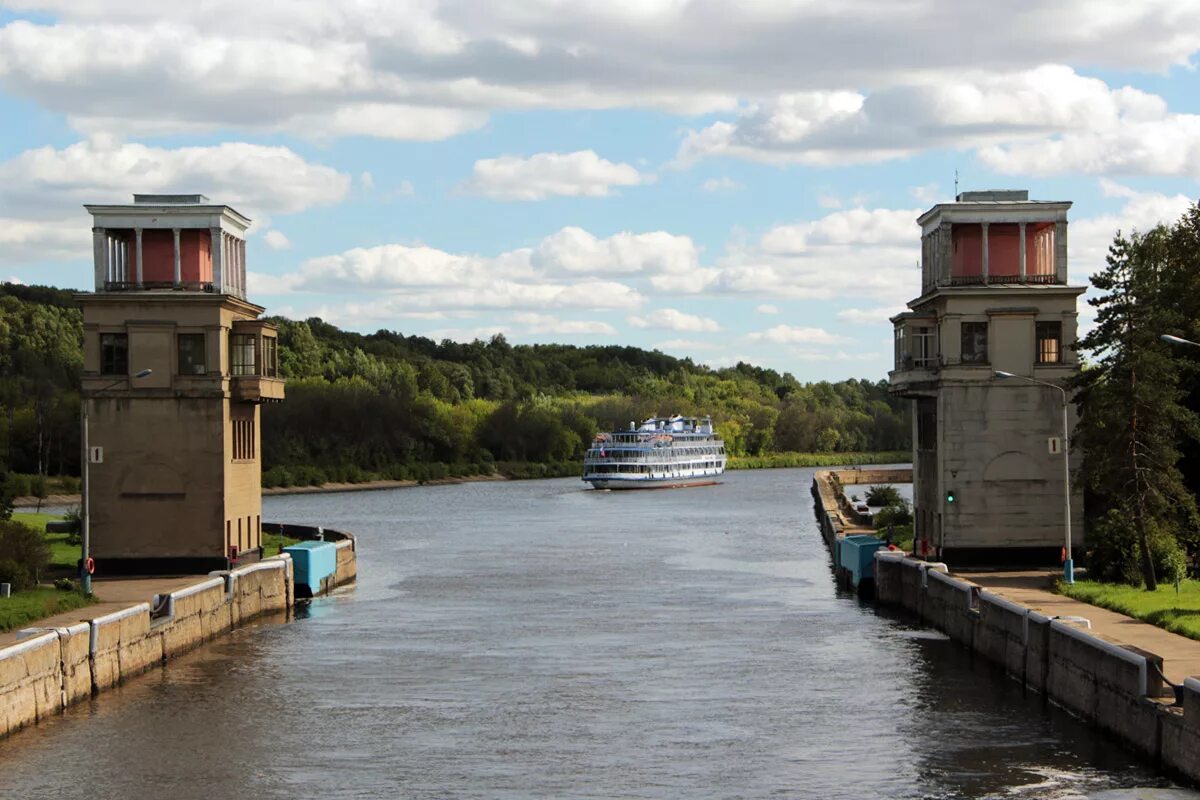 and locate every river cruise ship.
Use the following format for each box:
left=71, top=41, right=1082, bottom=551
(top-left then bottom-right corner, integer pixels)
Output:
left=582, top=416, right=727, bottom=490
